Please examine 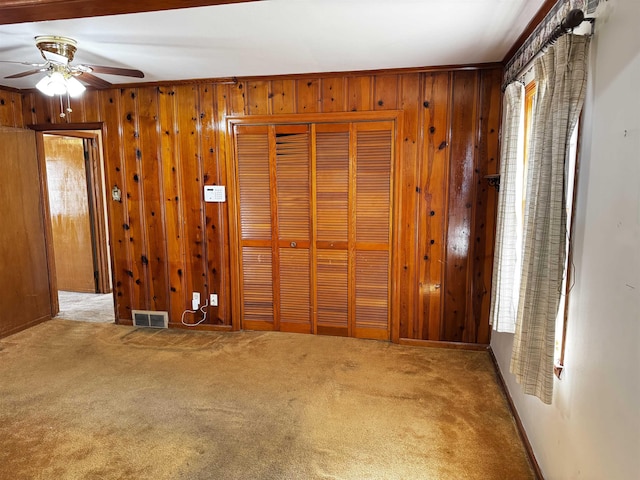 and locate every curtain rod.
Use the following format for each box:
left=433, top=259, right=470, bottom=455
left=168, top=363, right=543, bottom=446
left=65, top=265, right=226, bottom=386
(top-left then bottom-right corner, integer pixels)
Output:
left=502, top=8, right=594, bottom=91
